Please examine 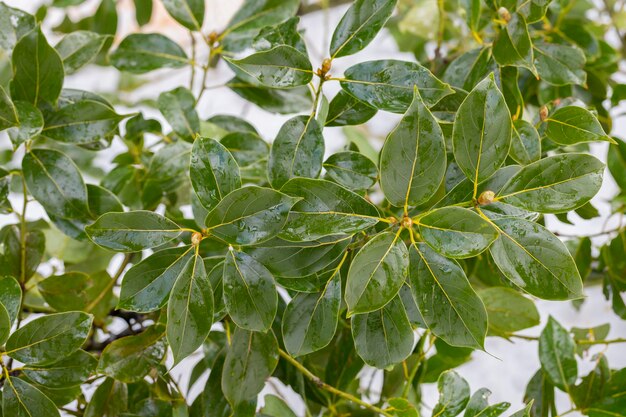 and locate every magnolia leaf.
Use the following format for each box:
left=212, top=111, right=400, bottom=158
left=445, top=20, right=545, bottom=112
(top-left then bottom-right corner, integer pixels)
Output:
left=380, top=88, right=446, bottom=208
left=478, top=287, right=540, bottom=337
left=492, top=13, right=536, bottom=74
left=534, top=42, right=586, bottom=86
left=22, top=350, right=97, bottom=388
left=433, top=371, right=471, bottom=417
left=2, top=377, right=60, bottom=417
left=345, top=231, right=408, bottom=315
left=323, top=151, right=378, bottom=191
left=538, top=317, right=578, bottom=391
left=110, top=33, right=189, bottom=73
left=158, top=87, right=200, bottom=141
left=545, top=106, right=614, bottom=145
left=326, top=90, right=377, bottom=126
left=55, top=31, right=111, bottom=74
left=510, top=119, right=540, bottom=165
